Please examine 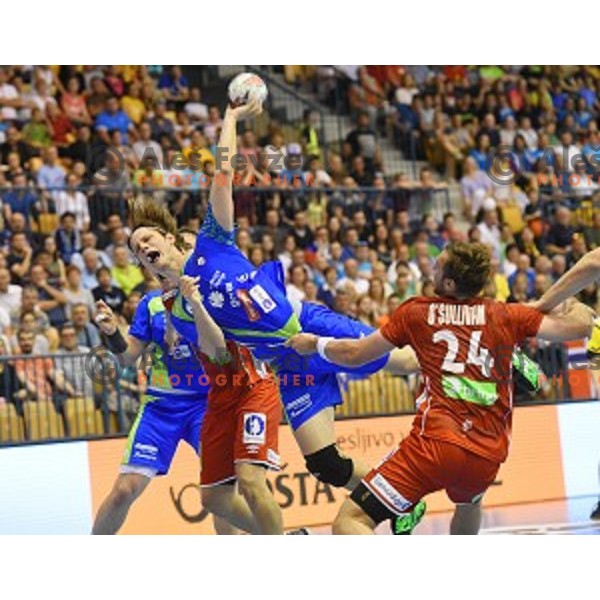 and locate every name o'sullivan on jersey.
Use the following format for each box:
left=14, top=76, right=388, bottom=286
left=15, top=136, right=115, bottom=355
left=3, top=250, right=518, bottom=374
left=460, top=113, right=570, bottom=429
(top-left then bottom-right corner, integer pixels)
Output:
left=427, top=303, right=487, bottom=327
